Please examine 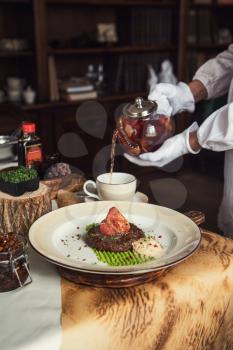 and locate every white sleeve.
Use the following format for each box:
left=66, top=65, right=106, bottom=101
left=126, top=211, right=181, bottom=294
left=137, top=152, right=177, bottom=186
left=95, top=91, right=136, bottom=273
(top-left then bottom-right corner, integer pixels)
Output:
left=197, top=102, right=233, bottom=151
left=193, top=44, right=233, bottom=99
